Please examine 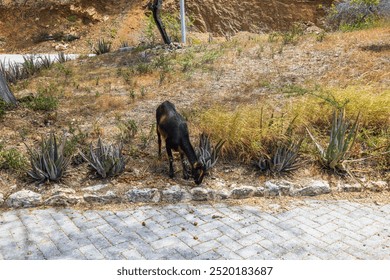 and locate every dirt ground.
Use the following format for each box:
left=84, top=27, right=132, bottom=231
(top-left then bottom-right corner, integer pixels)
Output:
left=0, top=1, right=389, bottom=205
